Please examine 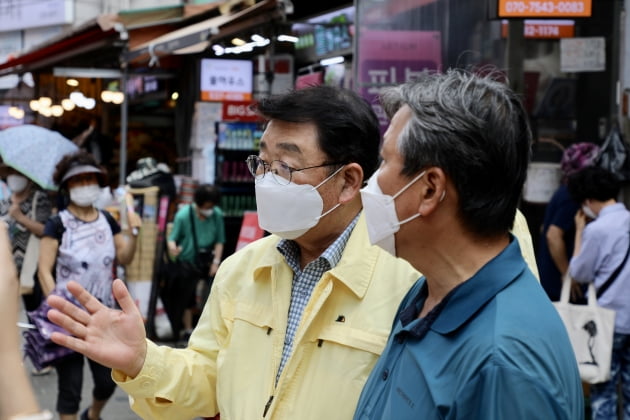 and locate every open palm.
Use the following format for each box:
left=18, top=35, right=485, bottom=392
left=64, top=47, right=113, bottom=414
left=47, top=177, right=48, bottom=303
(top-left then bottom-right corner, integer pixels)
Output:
left=47, top=279, right=148, bottom=378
